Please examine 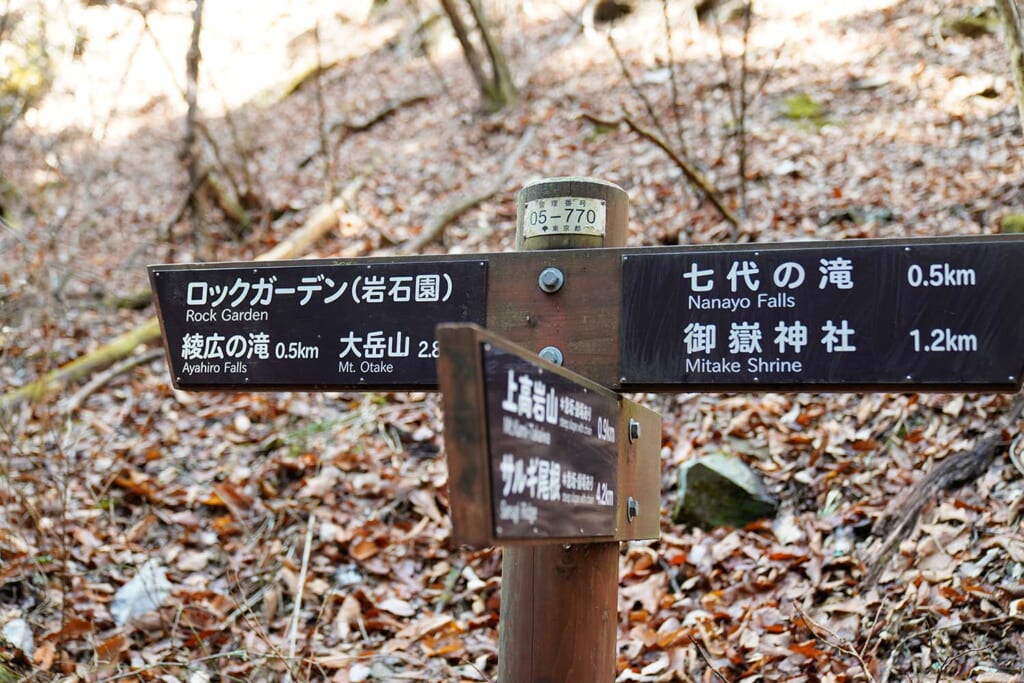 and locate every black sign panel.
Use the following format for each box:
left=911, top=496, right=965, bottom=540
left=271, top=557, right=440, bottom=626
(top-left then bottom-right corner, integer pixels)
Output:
left=149, top=259, right=487, bottom=390
left=620, top=237, right=1024, bottom=390
left=482, top=344, right=618, bottom=539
